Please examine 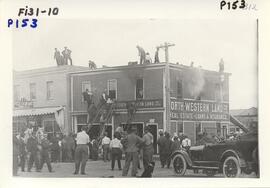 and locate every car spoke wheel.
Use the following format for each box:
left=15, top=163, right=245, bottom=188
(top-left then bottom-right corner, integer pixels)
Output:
left=172, top=154, right=187, bottom=176
left=223, top=156, right=241, bottom=178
